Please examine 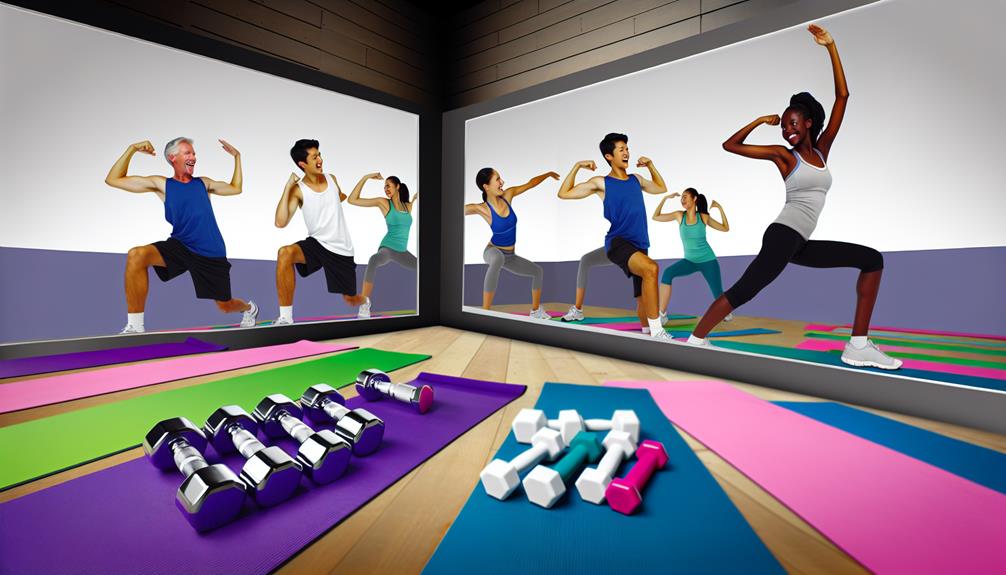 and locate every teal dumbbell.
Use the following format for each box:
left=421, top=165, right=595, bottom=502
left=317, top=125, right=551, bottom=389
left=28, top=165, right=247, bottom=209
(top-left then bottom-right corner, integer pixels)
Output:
left=522, top=431, right=602, bottom=508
